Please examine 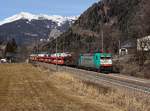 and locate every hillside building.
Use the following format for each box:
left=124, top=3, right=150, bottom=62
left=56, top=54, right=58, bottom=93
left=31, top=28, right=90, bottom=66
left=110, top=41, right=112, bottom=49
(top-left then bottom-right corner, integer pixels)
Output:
left=137, top=36, right=150, bottom=51
left=120, top=39, right=136, bottom=56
